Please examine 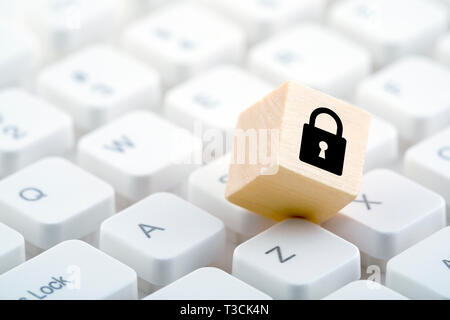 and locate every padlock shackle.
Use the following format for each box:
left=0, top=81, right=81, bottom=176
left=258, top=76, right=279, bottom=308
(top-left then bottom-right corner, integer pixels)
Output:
left=309, top=107, right=343, bottom=137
